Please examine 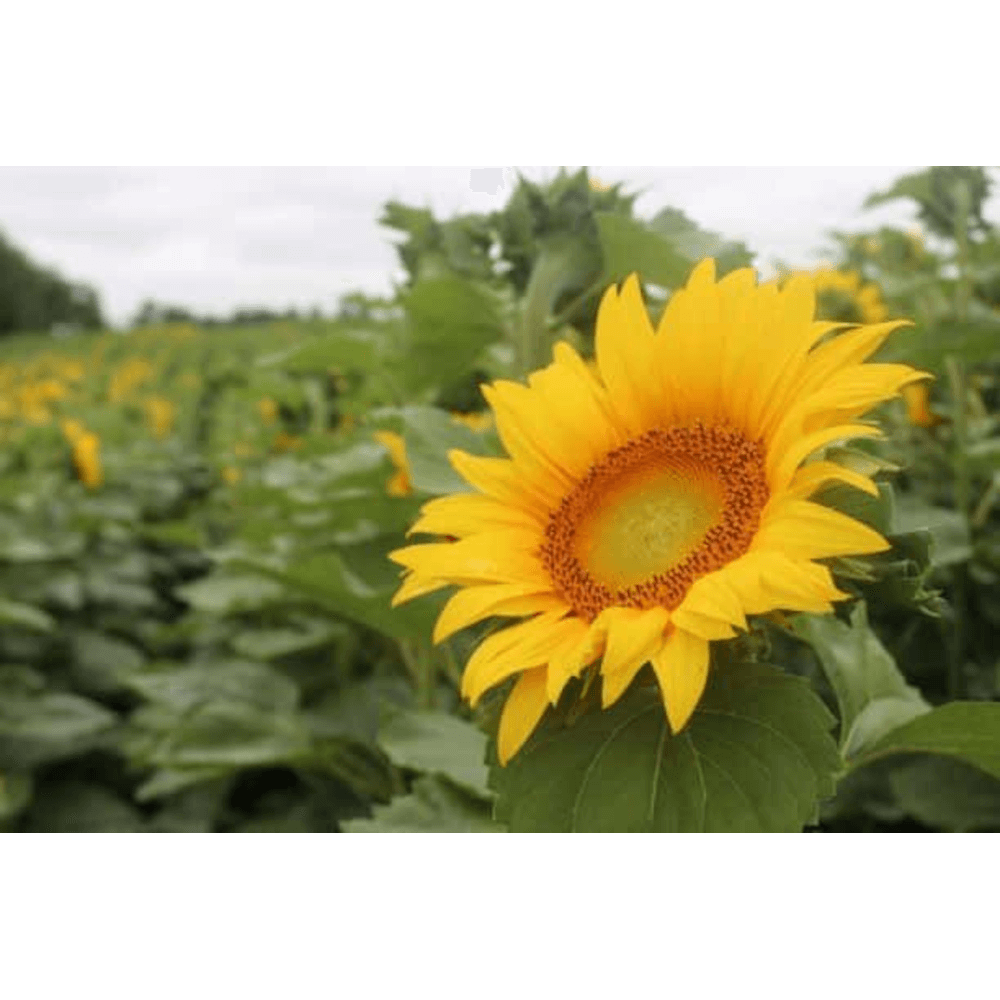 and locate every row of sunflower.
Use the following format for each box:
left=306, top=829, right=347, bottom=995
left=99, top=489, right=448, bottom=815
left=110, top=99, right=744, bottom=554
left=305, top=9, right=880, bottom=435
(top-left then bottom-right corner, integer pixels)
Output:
left=3, top=166, right=1000, bottom=832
